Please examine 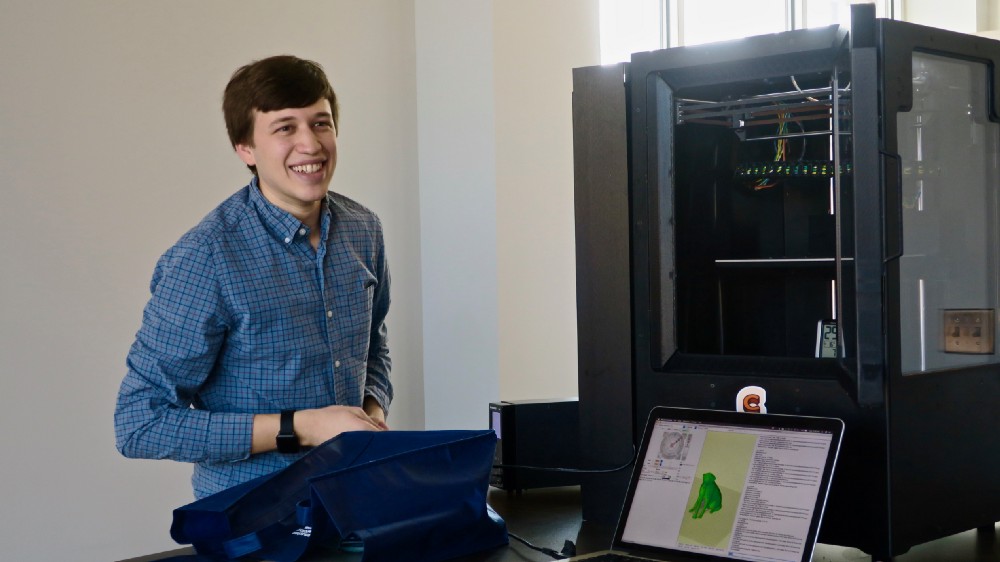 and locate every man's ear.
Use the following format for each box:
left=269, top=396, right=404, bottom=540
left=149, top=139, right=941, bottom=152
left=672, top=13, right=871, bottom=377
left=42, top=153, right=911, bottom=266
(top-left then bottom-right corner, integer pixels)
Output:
left=235, top=143, right=256, bottom=167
